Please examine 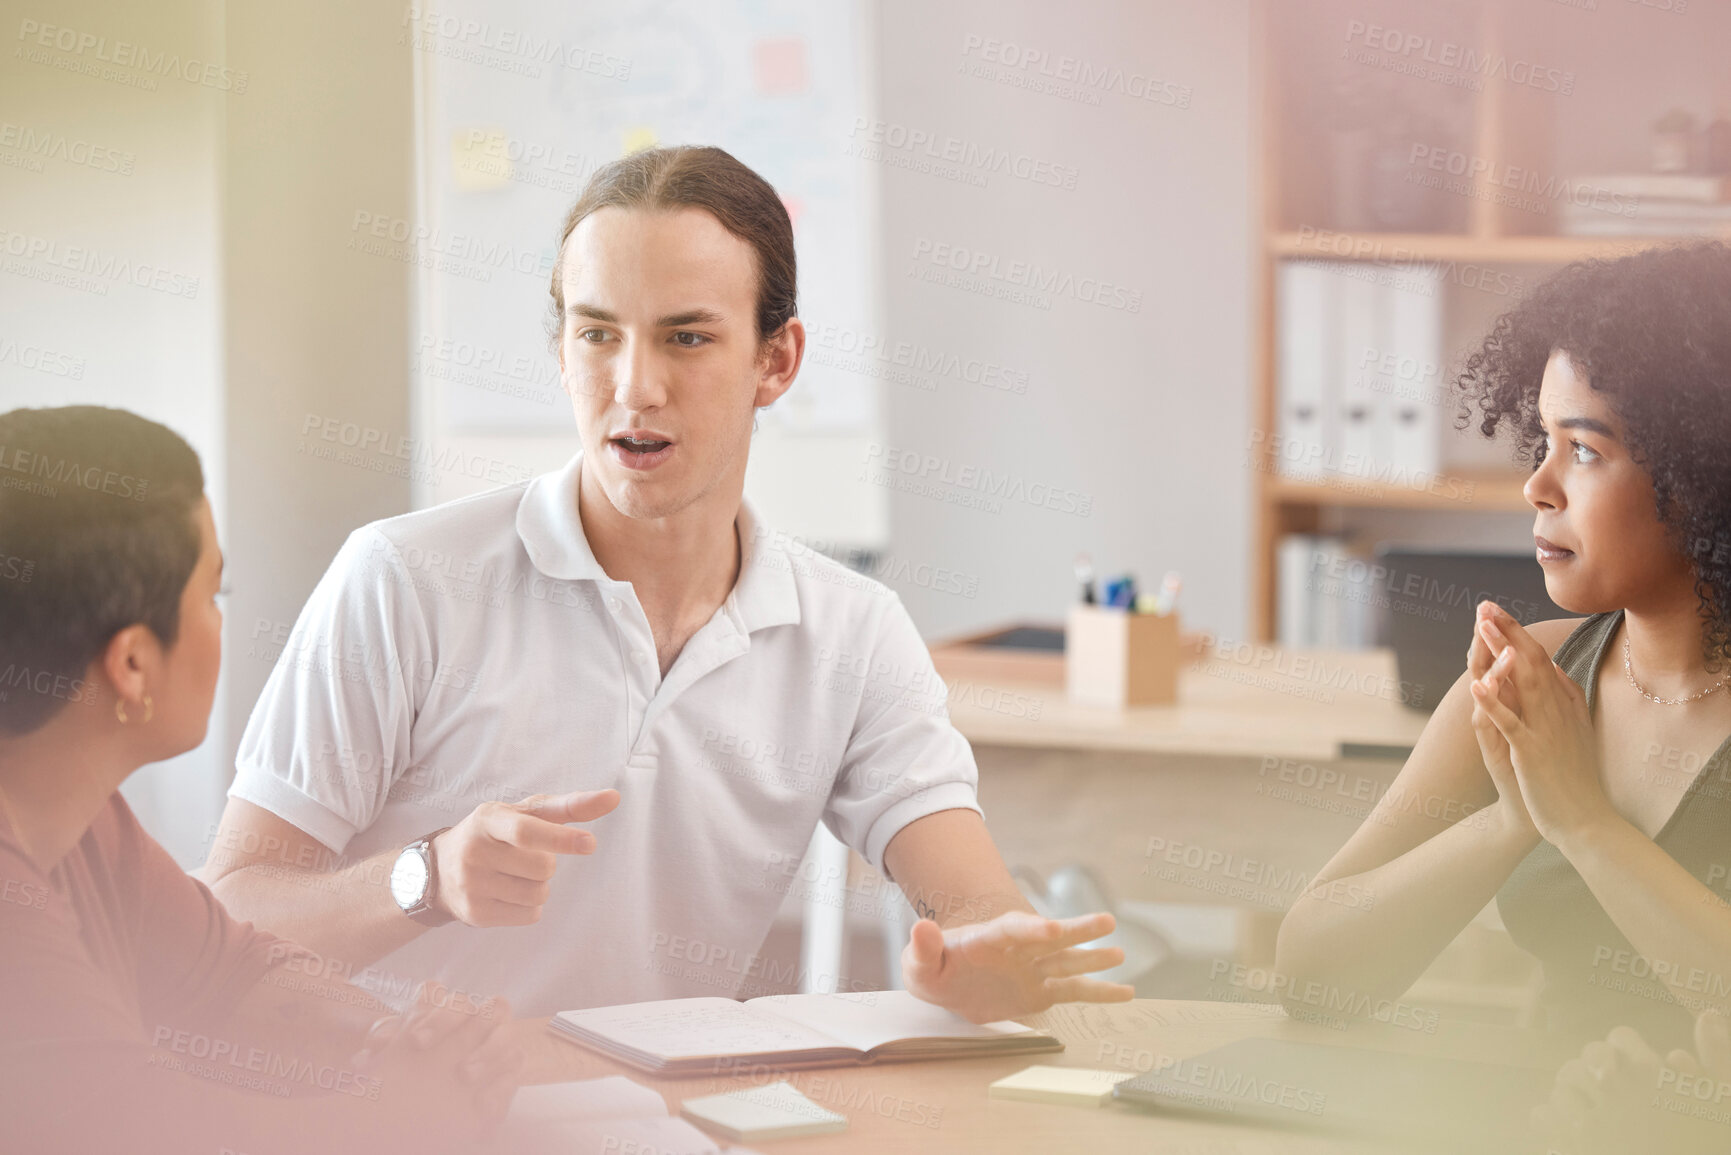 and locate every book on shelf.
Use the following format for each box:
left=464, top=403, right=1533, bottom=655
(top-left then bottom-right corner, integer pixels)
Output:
left=1568, top=173, right=1731, bottom=203
left=549, top=989, right=1062, bottom=1076
left=1559, top=174, right=1731, bottom=236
